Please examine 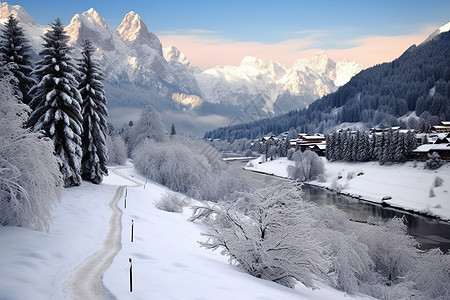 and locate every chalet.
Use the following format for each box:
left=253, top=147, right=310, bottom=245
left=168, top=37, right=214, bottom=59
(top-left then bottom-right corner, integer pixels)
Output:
left=261, top=135, right=276, bottom=143
left=431, top=121, right=450, bottom=133
left=413, top=143, right=450, bottom=161
left=298, top=134, right=326, bottom=144
left=308, top=143, right=327, bottom=156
